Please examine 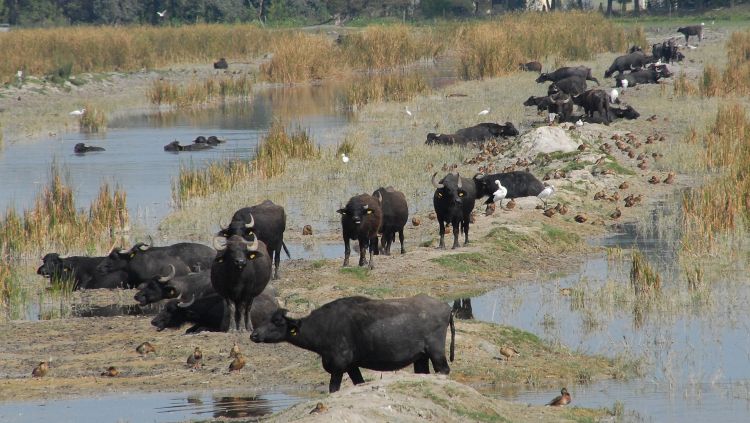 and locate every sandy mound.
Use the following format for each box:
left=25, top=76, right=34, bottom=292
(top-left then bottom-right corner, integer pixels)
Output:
left=517, top=126, right=581, bottom=156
